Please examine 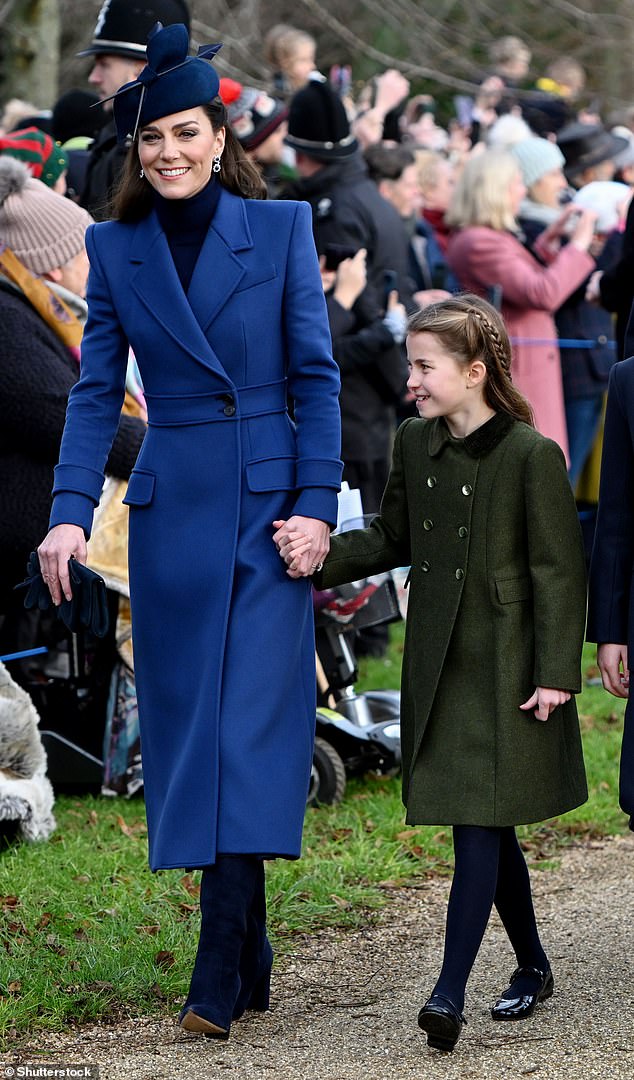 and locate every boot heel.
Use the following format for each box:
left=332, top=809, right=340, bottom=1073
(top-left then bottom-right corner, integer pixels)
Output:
left=247, top=967, right=271, bottom=1011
